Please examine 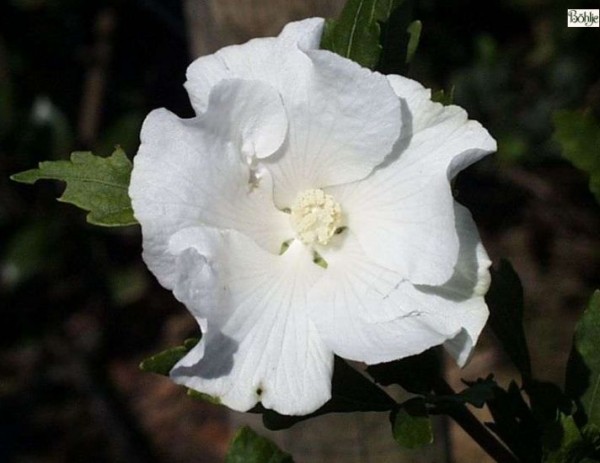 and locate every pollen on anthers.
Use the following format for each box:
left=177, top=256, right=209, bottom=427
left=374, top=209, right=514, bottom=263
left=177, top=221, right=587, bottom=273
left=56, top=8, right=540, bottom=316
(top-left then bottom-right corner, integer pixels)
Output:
left=289, top=189, right=343, bottom=246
